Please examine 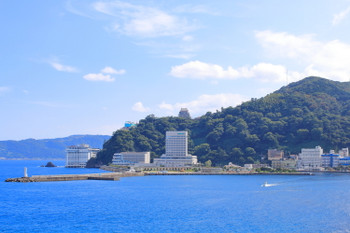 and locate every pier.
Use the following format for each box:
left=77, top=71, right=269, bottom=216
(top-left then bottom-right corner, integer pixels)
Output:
left=5, top=170, right=313, bottom=182
left=5, top=172, right=144, bottom=182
